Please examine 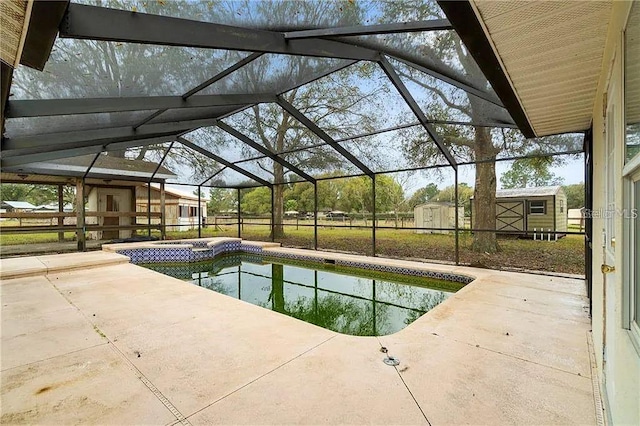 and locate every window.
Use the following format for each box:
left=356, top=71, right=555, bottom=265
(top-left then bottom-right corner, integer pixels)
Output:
left=528, top=200, right=546, bottom=215
left=179, top=205, right=188, bottom=218
left=560, top=199, right=564, bottom=213
left=625, top=1, right=640, bottom=163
